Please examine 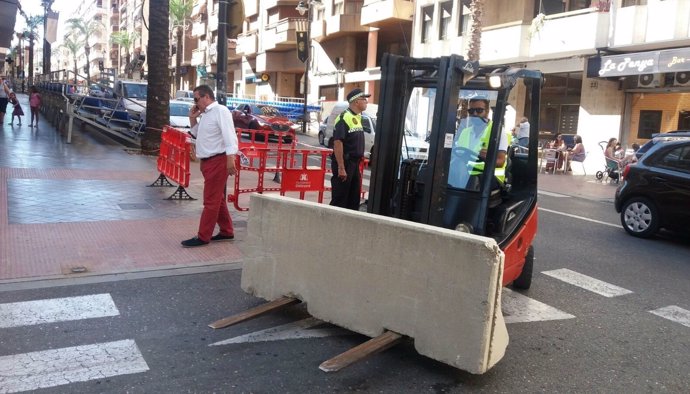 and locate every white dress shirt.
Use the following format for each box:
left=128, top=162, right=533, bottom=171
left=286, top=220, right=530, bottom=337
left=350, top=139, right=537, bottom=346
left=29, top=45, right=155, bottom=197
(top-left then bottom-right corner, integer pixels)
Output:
left=190, top=101, right=238, bottom=159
